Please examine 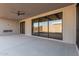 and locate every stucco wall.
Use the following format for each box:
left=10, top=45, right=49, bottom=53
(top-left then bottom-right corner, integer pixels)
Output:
left=20, top=4, right=76, bottom=44
left=0, top=19, right=19, bottom=35
left=63, top=4, right=76, bottom=44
